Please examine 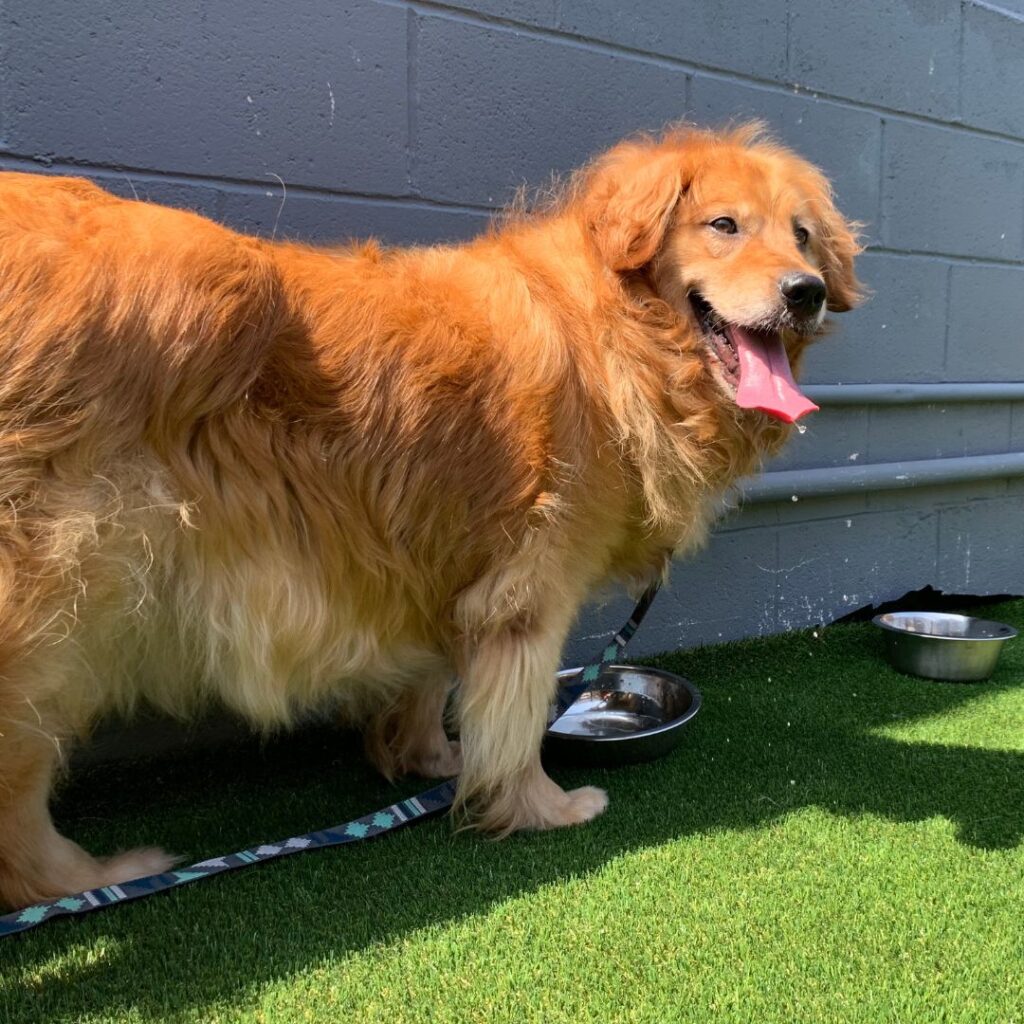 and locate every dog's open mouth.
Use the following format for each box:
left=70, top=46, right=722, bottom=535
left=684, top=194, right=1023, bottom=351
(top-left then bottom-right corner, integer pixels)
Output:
left=688, top=292, right=819, bottom=424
